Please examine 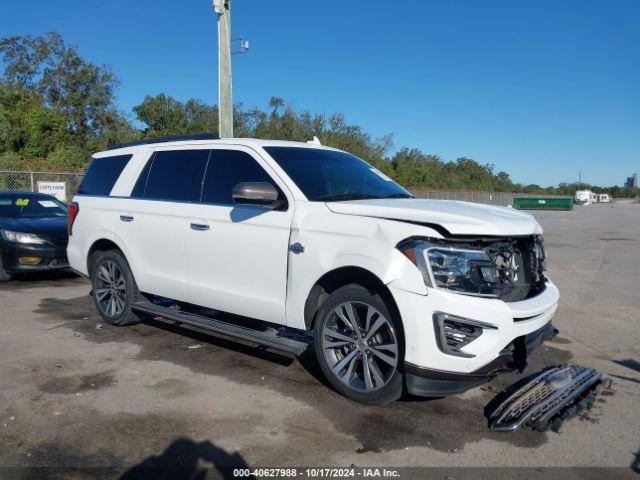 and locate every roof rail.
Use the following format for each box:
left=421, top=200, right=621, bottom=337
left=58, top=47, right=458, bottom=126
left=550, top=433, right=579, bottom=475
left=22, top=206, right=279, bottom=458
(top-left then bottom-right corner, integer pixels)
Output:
left=107, top=133, right=220, bottom=151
